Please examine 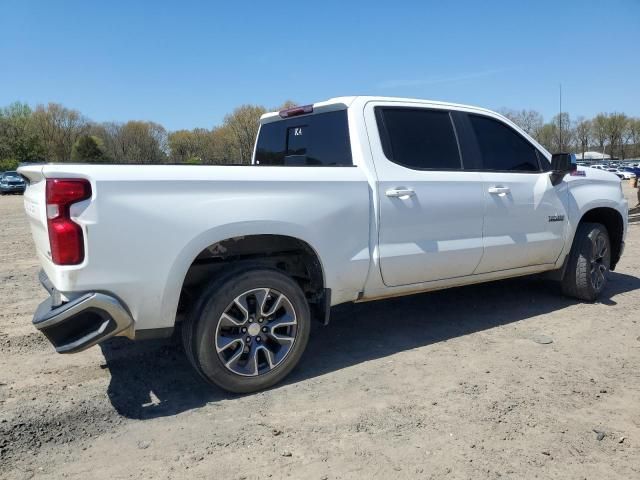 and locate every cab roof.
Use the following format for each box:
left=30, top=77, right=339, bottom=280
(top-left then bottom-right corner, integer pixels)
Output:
left=259, top=96, right=500, bottom=124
